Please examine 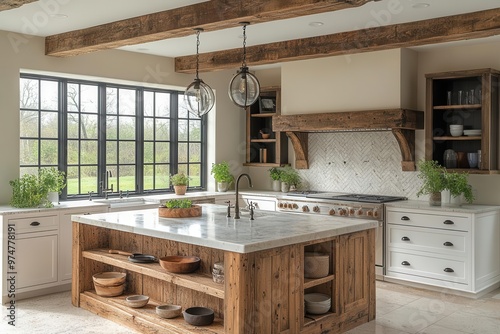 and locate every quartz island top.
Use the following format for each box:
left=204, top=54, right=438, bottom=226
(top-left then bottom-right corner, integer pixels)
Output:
left=72, top=204, right=378, bottom=253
